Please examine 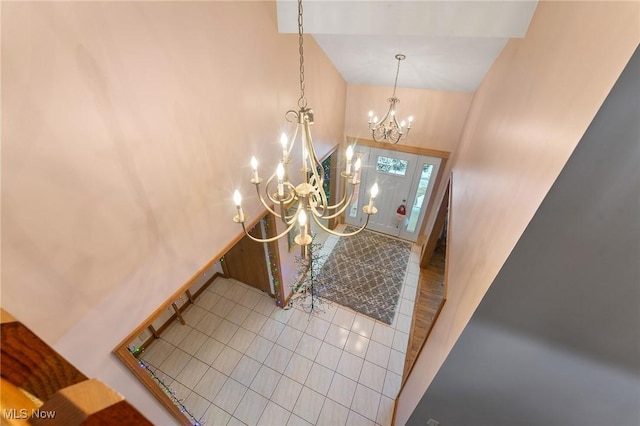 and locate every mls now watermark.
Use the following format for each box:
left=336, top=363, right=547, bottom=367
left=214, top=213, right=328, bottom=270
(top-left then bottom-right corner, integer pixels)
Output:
left=3, top=408, right=57, bottom=419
